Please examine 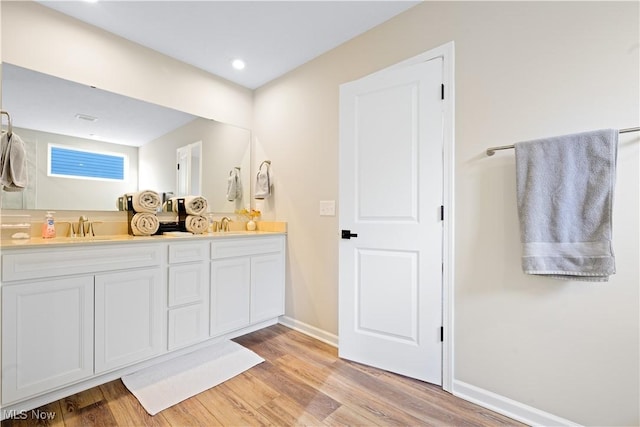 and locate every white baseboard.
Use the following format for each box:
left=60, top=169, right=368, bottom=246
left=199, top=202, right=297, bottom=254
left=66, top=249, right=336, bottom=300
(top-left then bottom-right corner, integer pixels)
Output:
left=278, top=316, right=338, bottom=347
left=452, top=380, right=580, bottom=427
